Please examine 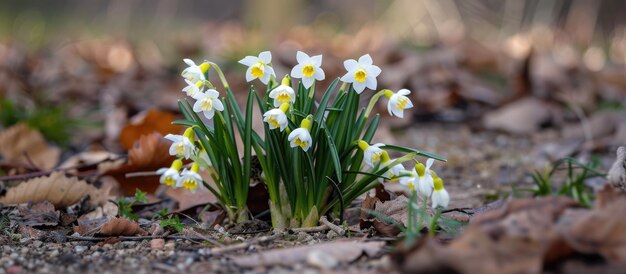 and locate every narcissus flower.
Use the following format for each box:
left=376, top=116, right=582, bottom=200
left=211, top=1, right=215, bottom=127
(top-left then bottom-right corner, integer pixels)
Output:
left=288, top=116, right=313, bottom=151
left=156, top=159, right=183, bottom=187
left=263, top=103, right=290, bottom=131
left=291, top=51, right=325, bottom=89
left=165, top=128, right=196, bottom=159
left=340, top=54, right=381, bottom=94
left=182, top=59, right=209, bottom=83
left=358, top=141, right=385, bottom=167
left=239, top=51, right=275, bottom=85
left=269, top=76, right=296, bottom=107
left=431, top=177, right=449, bottom=209
left=192, top=89, right=224, bottom=119
left=415, top=159, right=435, bottom=198
left=182, top=79, right=204, bottom=98
left=384, top=89, right=413, bottom=118
left=177, top=162, right=202, bottom=192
